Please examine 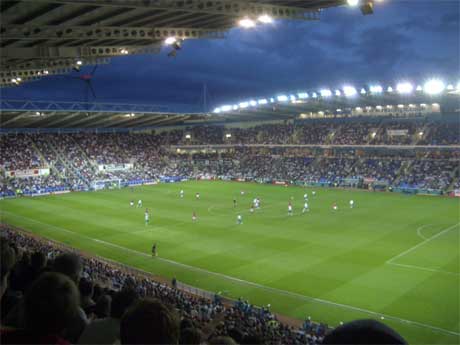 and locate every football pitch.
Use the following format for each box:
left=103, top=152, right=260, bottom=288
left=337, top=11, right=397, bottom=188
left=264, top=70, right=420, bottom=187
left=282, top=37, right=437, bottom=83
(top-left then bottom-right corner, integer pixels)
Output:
left=1, top=181, right=459, bottom=344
